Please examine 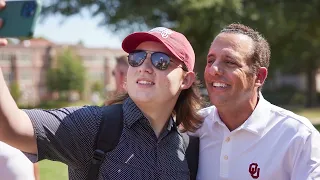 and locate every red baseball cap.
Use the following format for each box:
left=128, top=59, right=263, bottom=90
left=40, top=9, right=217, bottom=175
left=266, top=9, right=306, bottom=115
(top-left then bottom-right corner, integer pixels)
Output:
left=122, top=27, right=195, bottom=71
